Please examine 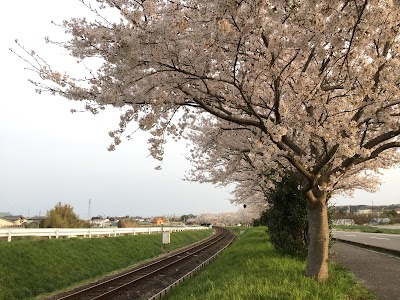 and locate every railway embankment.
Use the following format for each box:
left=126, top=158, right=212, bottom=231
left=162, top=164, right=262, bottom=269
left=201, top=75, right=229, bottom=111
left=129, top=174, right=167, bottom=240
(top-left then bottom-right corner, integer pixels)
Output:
left=0, top=229, right=212, bottom=300
left=164, top=227, right=374, bottom=300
